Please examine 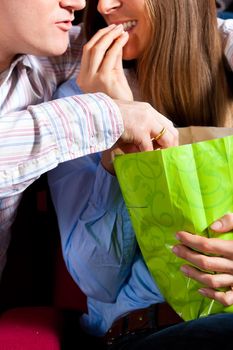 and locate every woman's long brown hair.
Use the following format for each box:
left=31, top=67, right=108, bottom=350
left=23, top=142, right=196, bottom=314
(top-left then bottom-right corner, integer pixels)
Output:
left=84, top=0, right=233, bottom=127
